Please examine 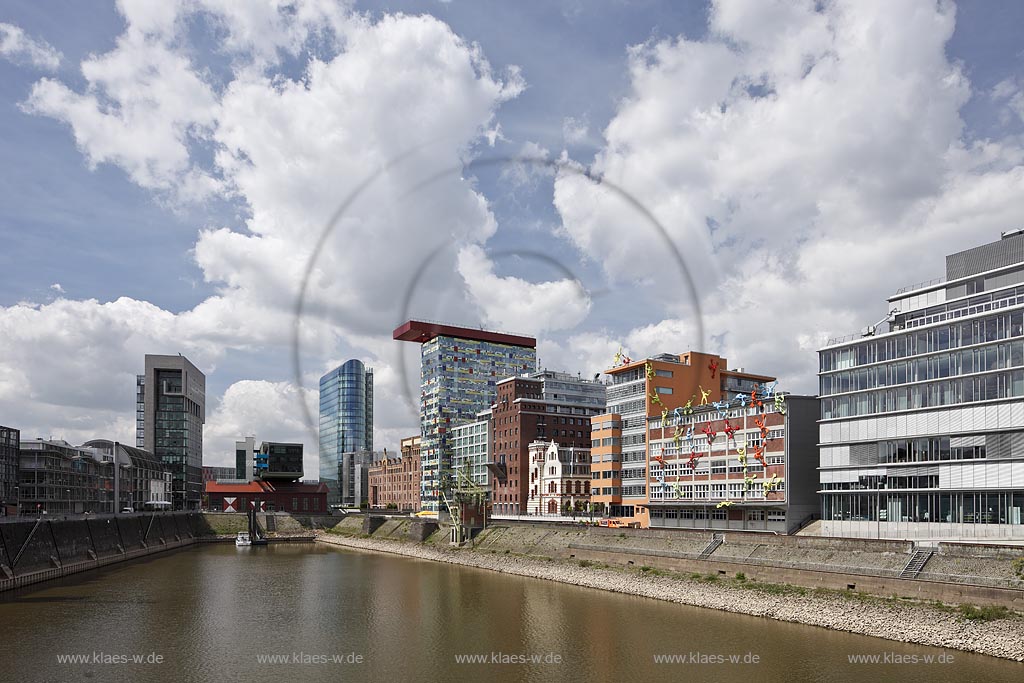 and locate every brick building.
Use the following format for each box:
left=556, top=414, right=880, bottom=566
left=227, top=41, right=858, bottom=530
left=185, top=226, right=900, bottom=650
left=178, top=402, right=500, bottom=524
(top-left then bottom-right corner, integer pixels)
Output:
left=369, top=436, right=421, bottom=511
left=205, top=479, right=328, bottom=514
left=490, top=371, right=605, bottom=515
